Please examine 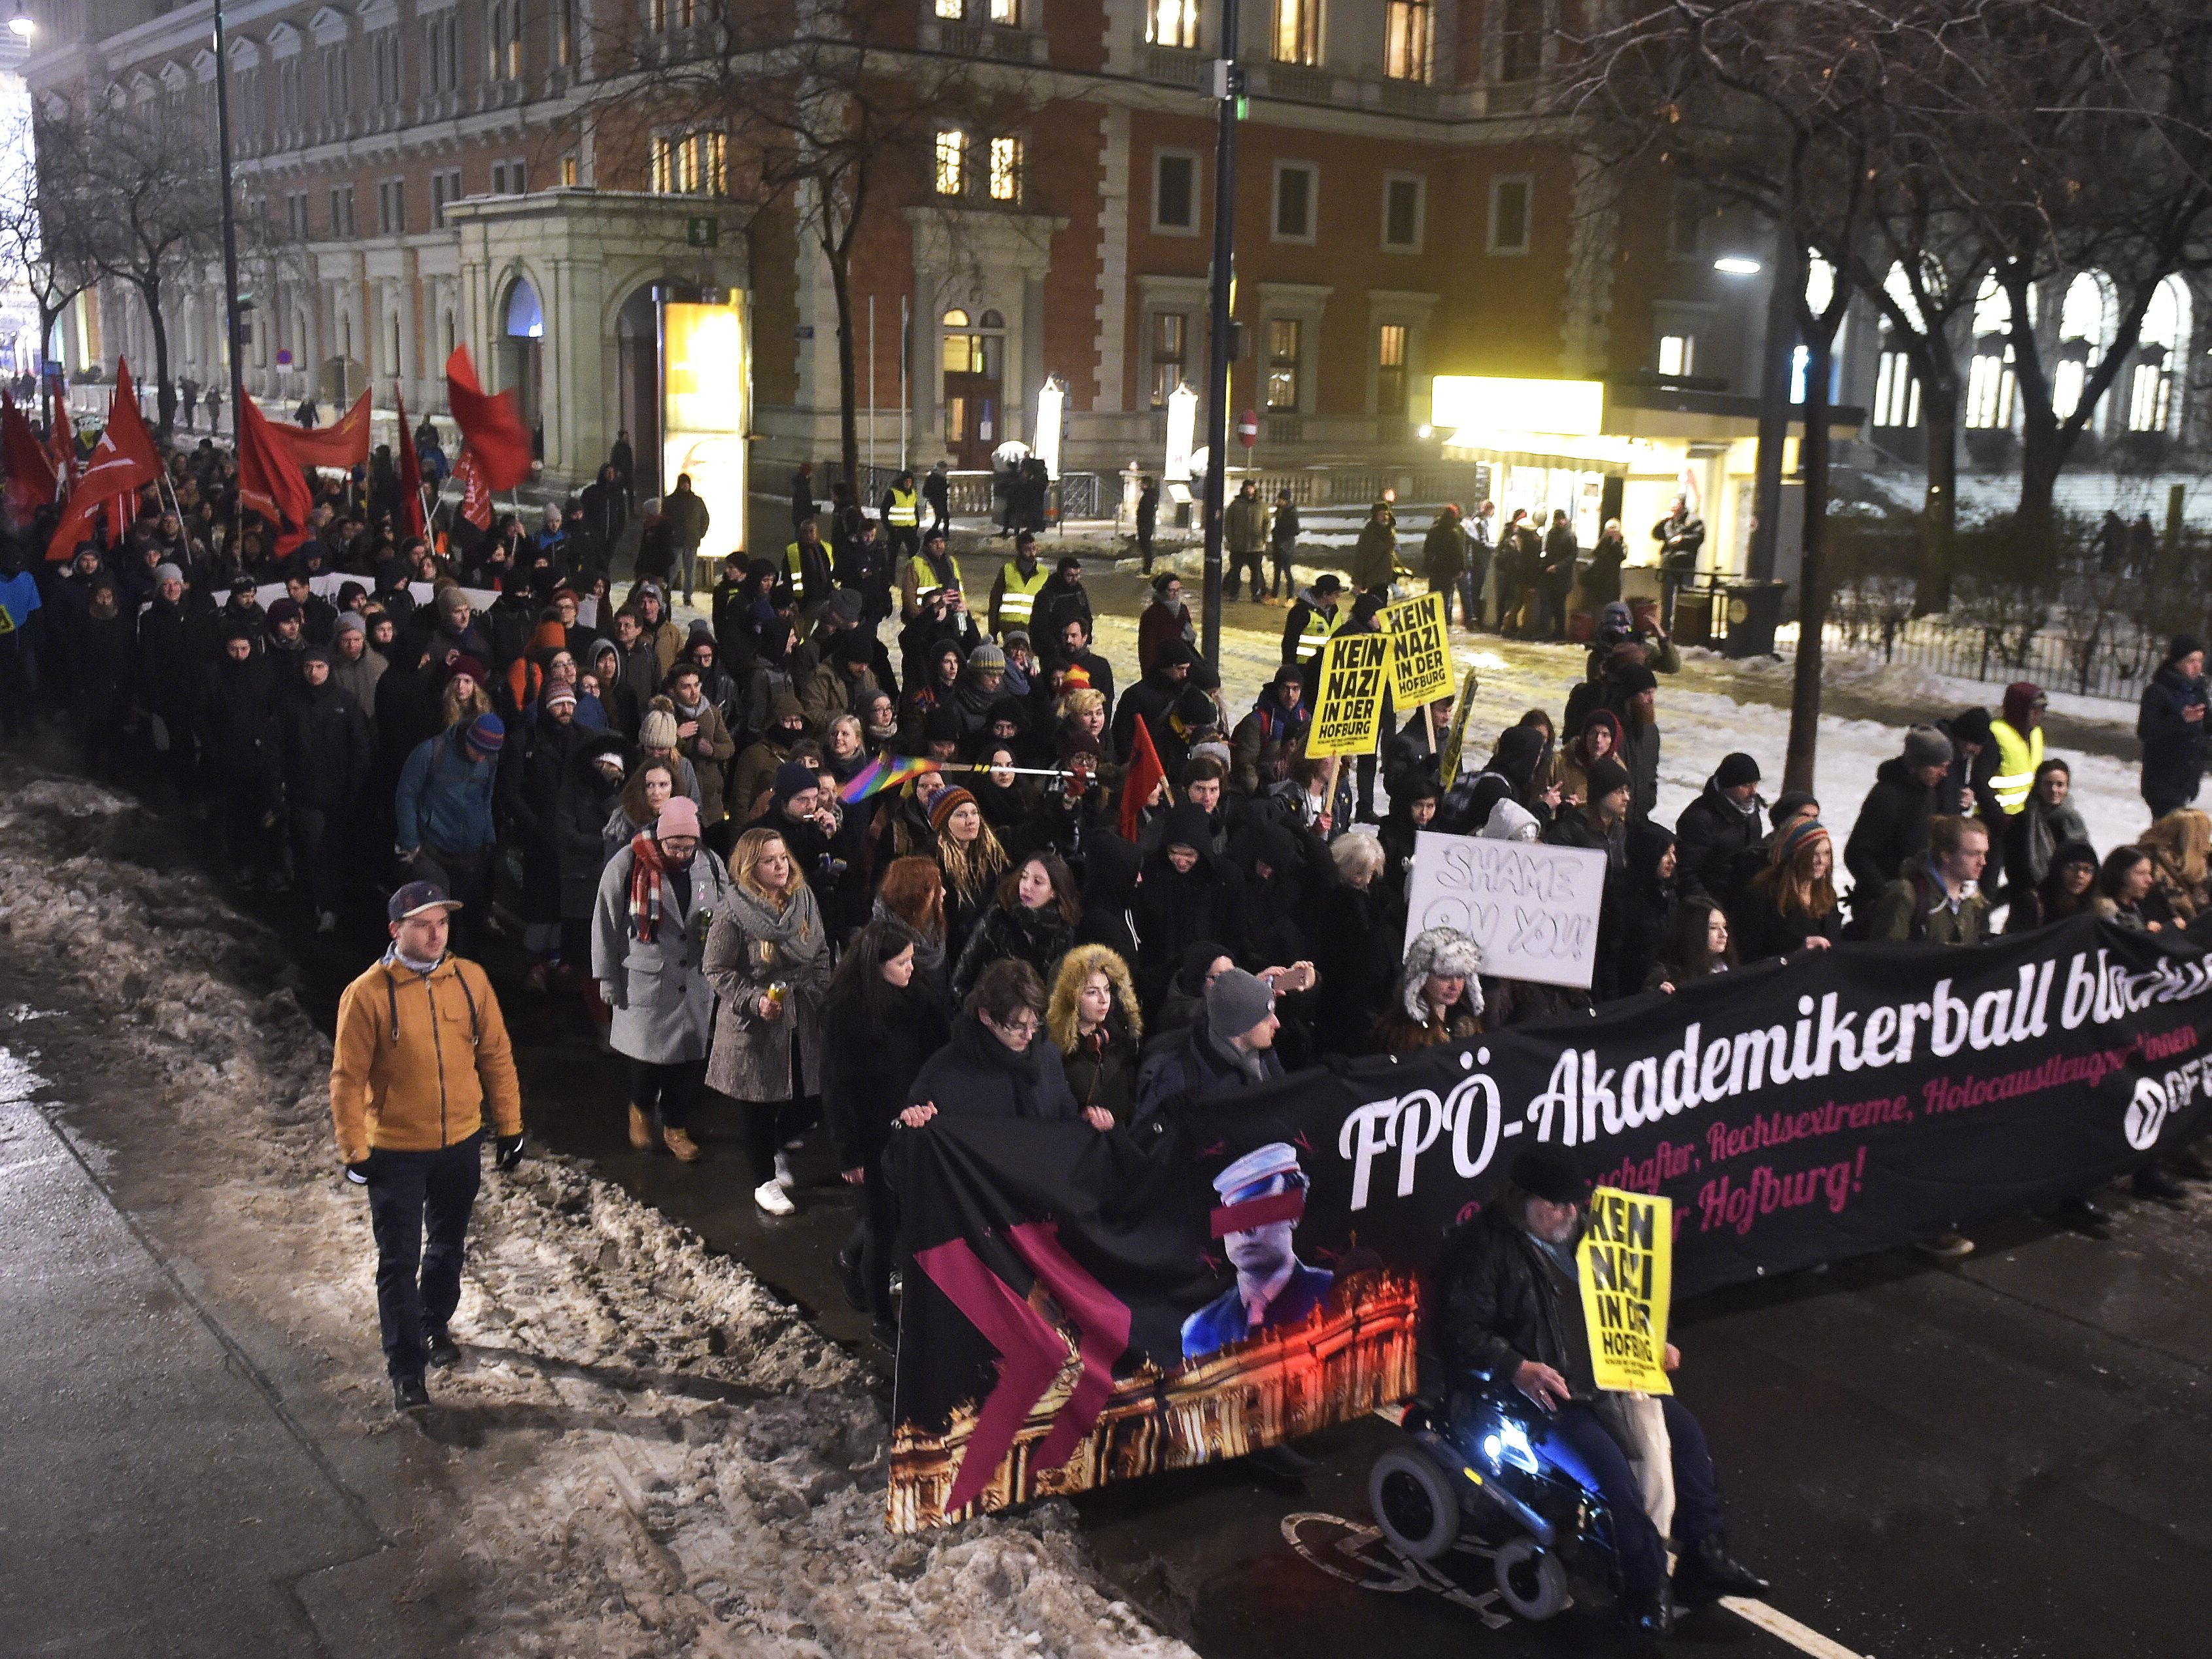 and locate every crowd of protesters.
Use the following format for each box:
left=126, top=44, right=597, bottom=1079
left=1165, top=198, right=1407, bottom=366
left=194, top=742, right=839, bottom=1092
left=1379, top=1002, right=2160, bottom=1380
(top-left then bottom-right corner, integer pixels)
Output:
left=5, top=433, right=2210, bottom=1469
